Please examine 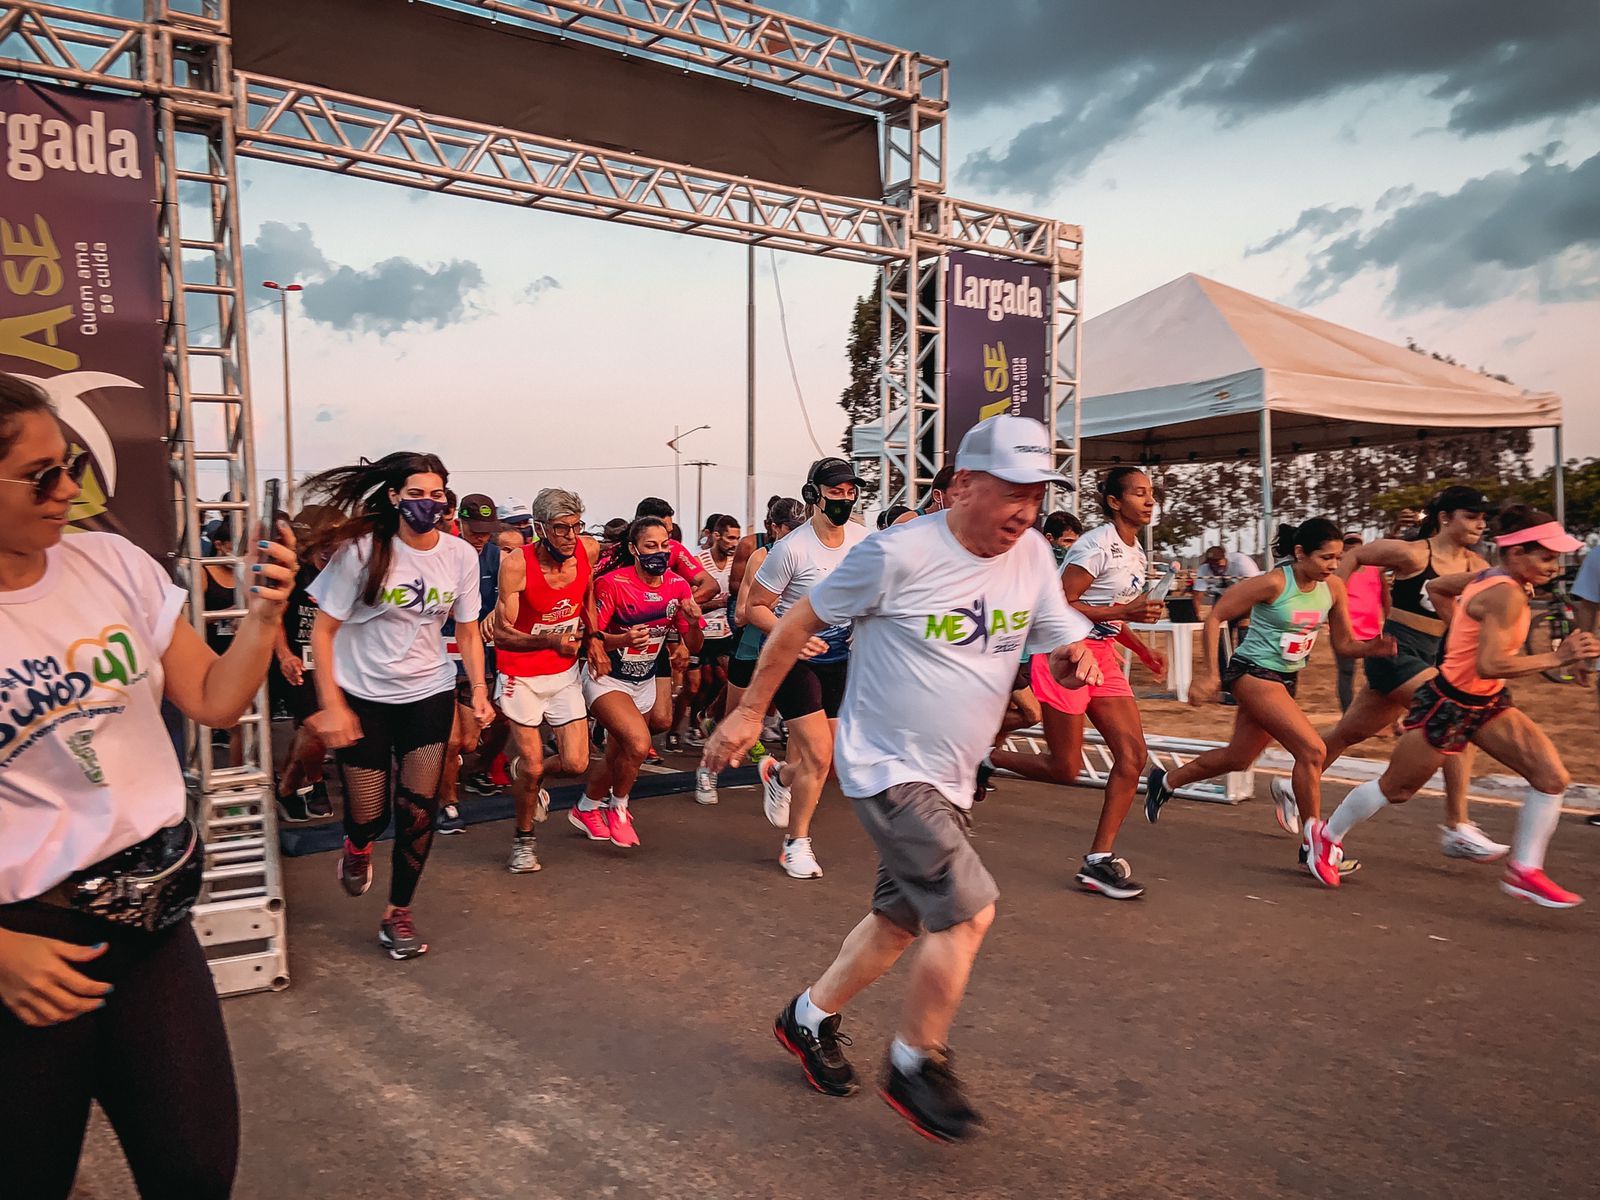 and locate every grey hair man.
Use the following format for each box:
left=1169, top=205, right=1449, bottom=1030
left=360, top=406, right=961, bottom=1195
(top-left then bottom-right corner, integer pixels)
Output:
left=704, top=414, right=1099, bottom=1143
